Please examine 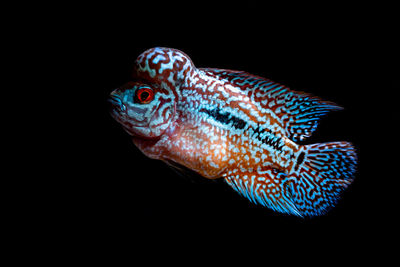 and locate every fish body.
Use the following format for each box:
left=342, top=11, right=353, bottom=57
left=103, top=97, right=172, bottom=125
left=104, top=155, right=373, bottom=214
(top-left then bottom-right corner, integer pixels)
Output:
left=109, top=47, right=357, bottom=217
